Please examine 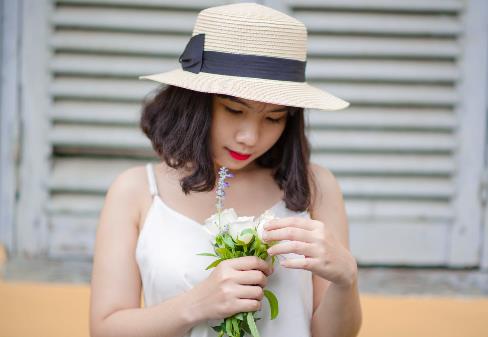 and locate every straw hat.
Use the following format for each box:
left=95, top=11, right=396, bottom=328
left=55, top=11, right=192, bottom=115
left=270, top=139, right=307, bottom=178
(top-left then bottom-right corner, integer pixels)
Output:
left=138, top=2, right=350, bottom=111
